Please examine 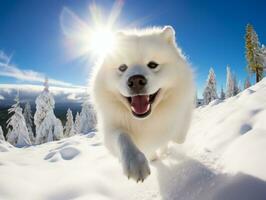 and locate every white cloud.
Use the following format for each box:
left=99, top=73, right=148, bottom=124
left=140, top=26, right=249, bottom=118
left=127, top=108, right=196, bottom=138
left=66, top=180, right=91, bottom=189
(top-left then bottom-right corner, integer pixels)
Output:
left=0, top=94, right=4, bottom=100
left=0, top=83, right=88, bottom=103
left=67, top=93, right=82, bottom=101
left=0, top=83, right=86, bottom=95
left=0, top=50, right=12, bottom=64
left=0, top=50, right=84, bottom=88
